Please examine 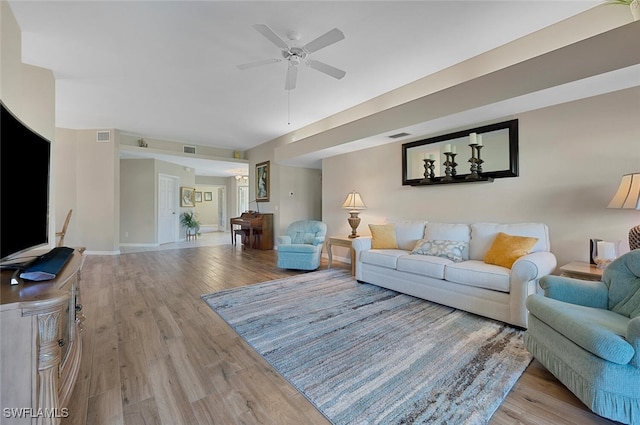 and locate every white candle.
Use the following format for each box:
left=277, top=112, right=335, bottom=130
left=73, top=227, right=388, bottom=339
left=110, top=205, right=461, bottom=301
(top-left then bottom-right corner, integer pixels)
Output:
left=477, top=134, right=483, bottom=146
left=469, top=133, right=477, bottom=145
left=444, top=144, right=451, bottom=153
left=429, top=154, right=435, bottom=160
left=451, top=145, right=456, bottom=154
left=597, top=241, right=616, bottom=260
